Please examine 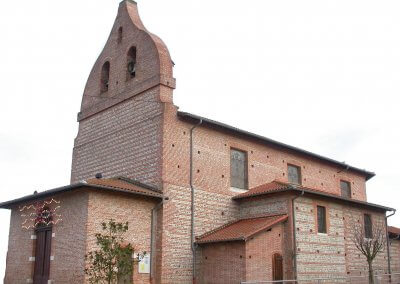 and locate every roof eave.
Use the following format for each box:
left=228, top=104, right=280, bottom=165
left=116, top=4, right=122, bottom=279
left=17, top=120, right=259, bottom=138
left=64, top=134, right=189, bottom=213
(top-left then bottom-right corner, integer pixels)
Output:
left=233, top=187, right=394, bottom=212
left=0, top=183, right=163, bottom=209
